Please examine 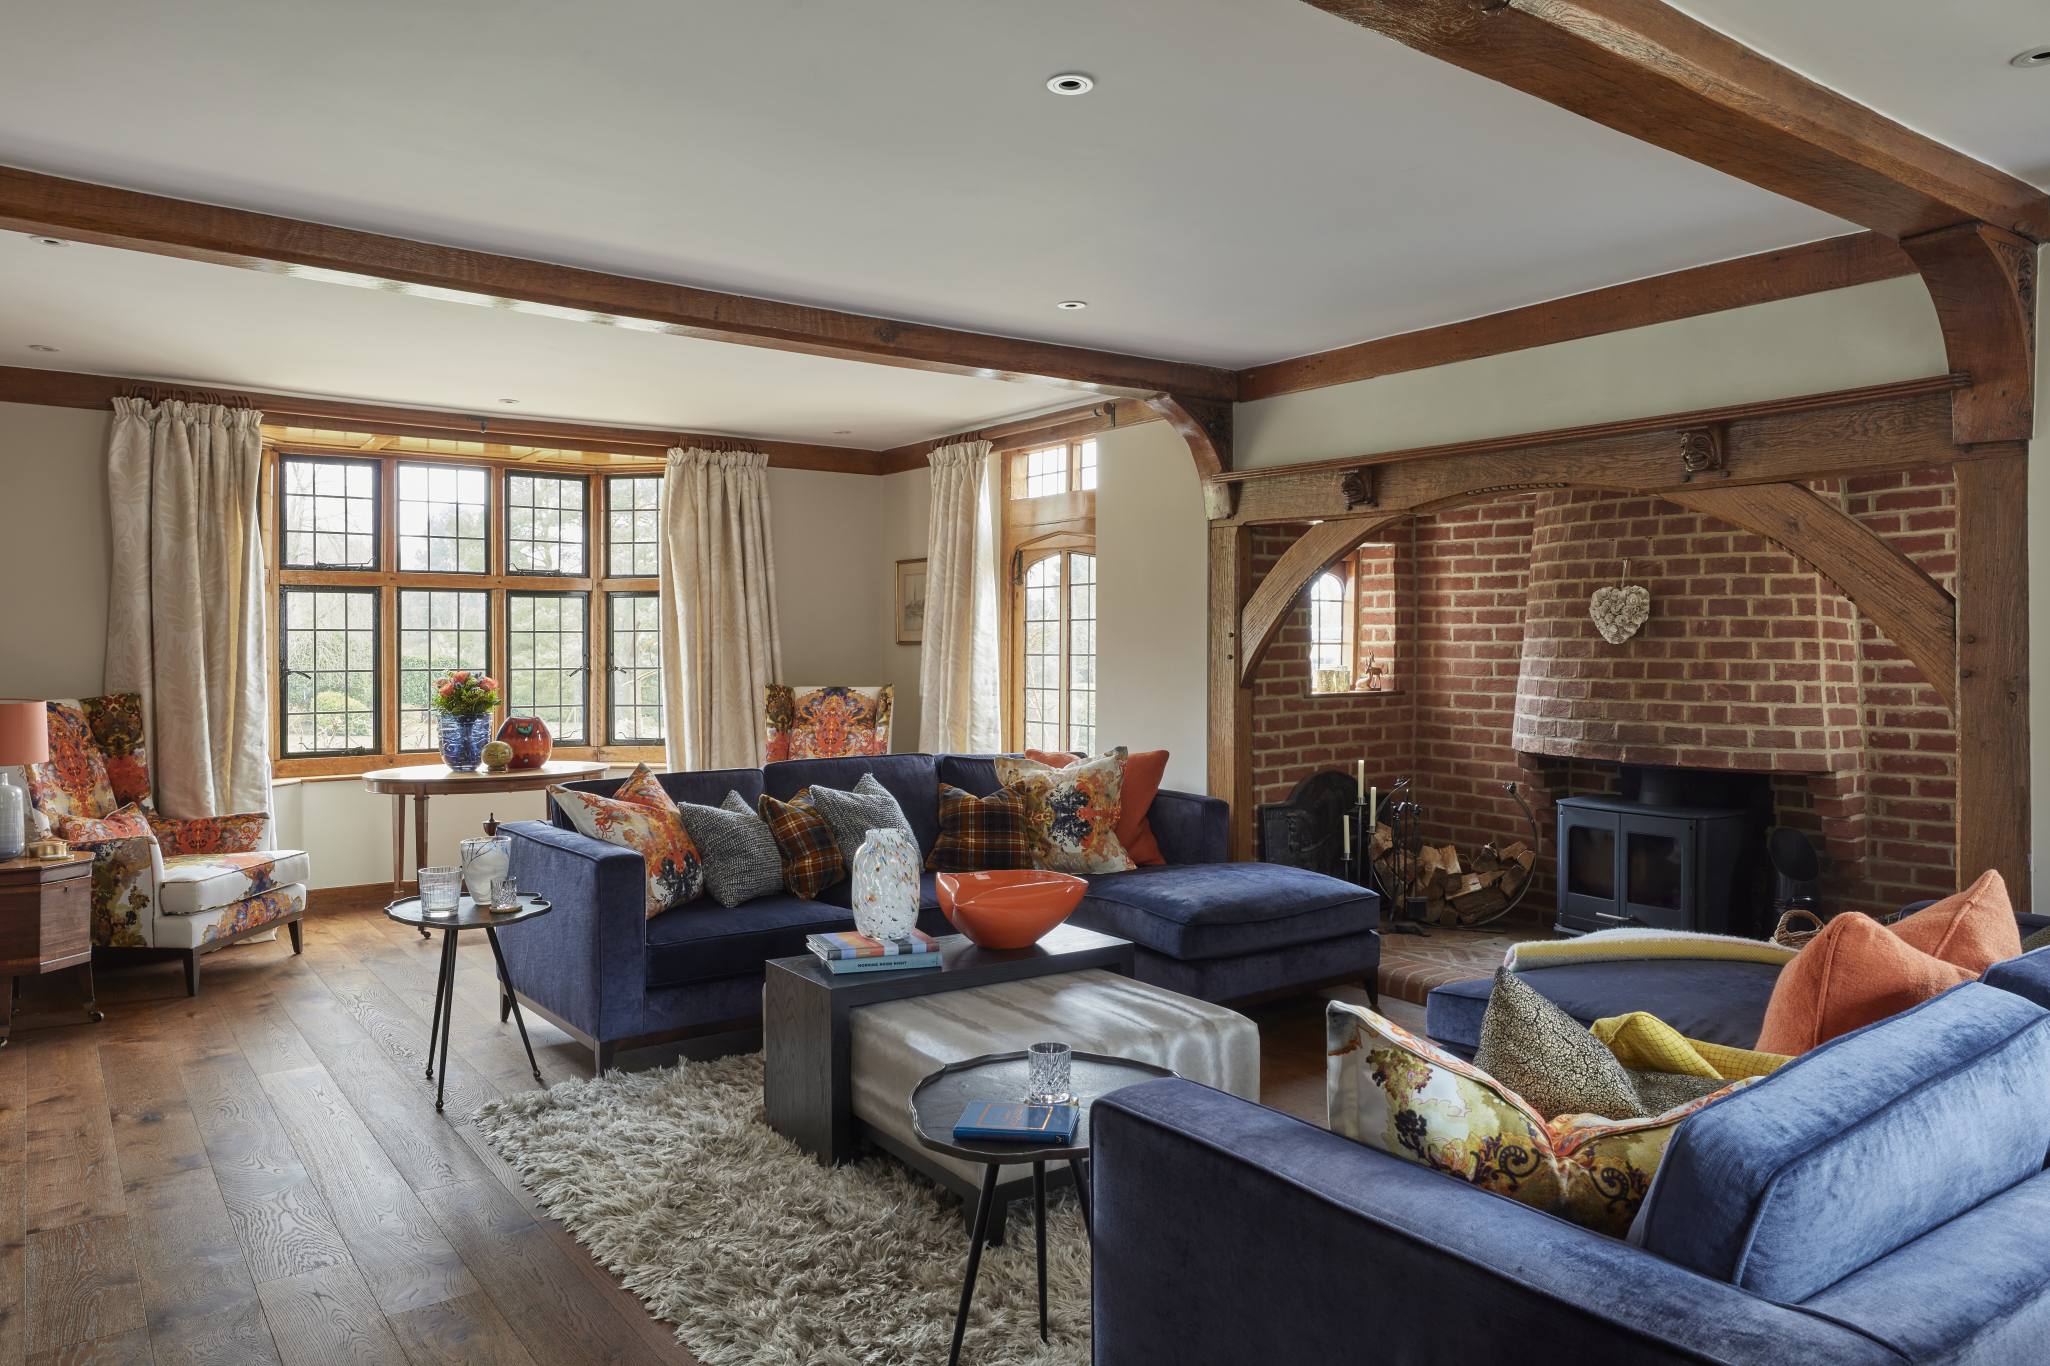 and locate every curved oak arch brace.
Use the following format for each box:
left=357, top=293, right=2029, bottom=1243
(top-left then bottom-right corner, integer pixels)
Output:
left=1663, top=484, right=1958, bottom=709
left=1237, top=482, right=1959, bottom=710
left=1145, top=393, right=1233, bottom=481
